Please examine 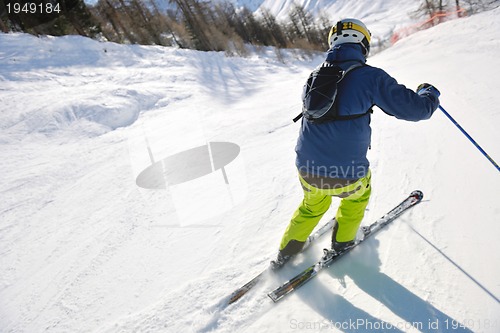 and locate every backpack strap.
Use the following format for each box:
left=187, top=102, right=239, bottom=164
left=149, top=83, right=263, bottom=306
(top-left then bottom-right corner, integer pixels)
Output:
left=294, top=62, right=368, bottom=123
left=329, top=106, right=373, bottom=121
